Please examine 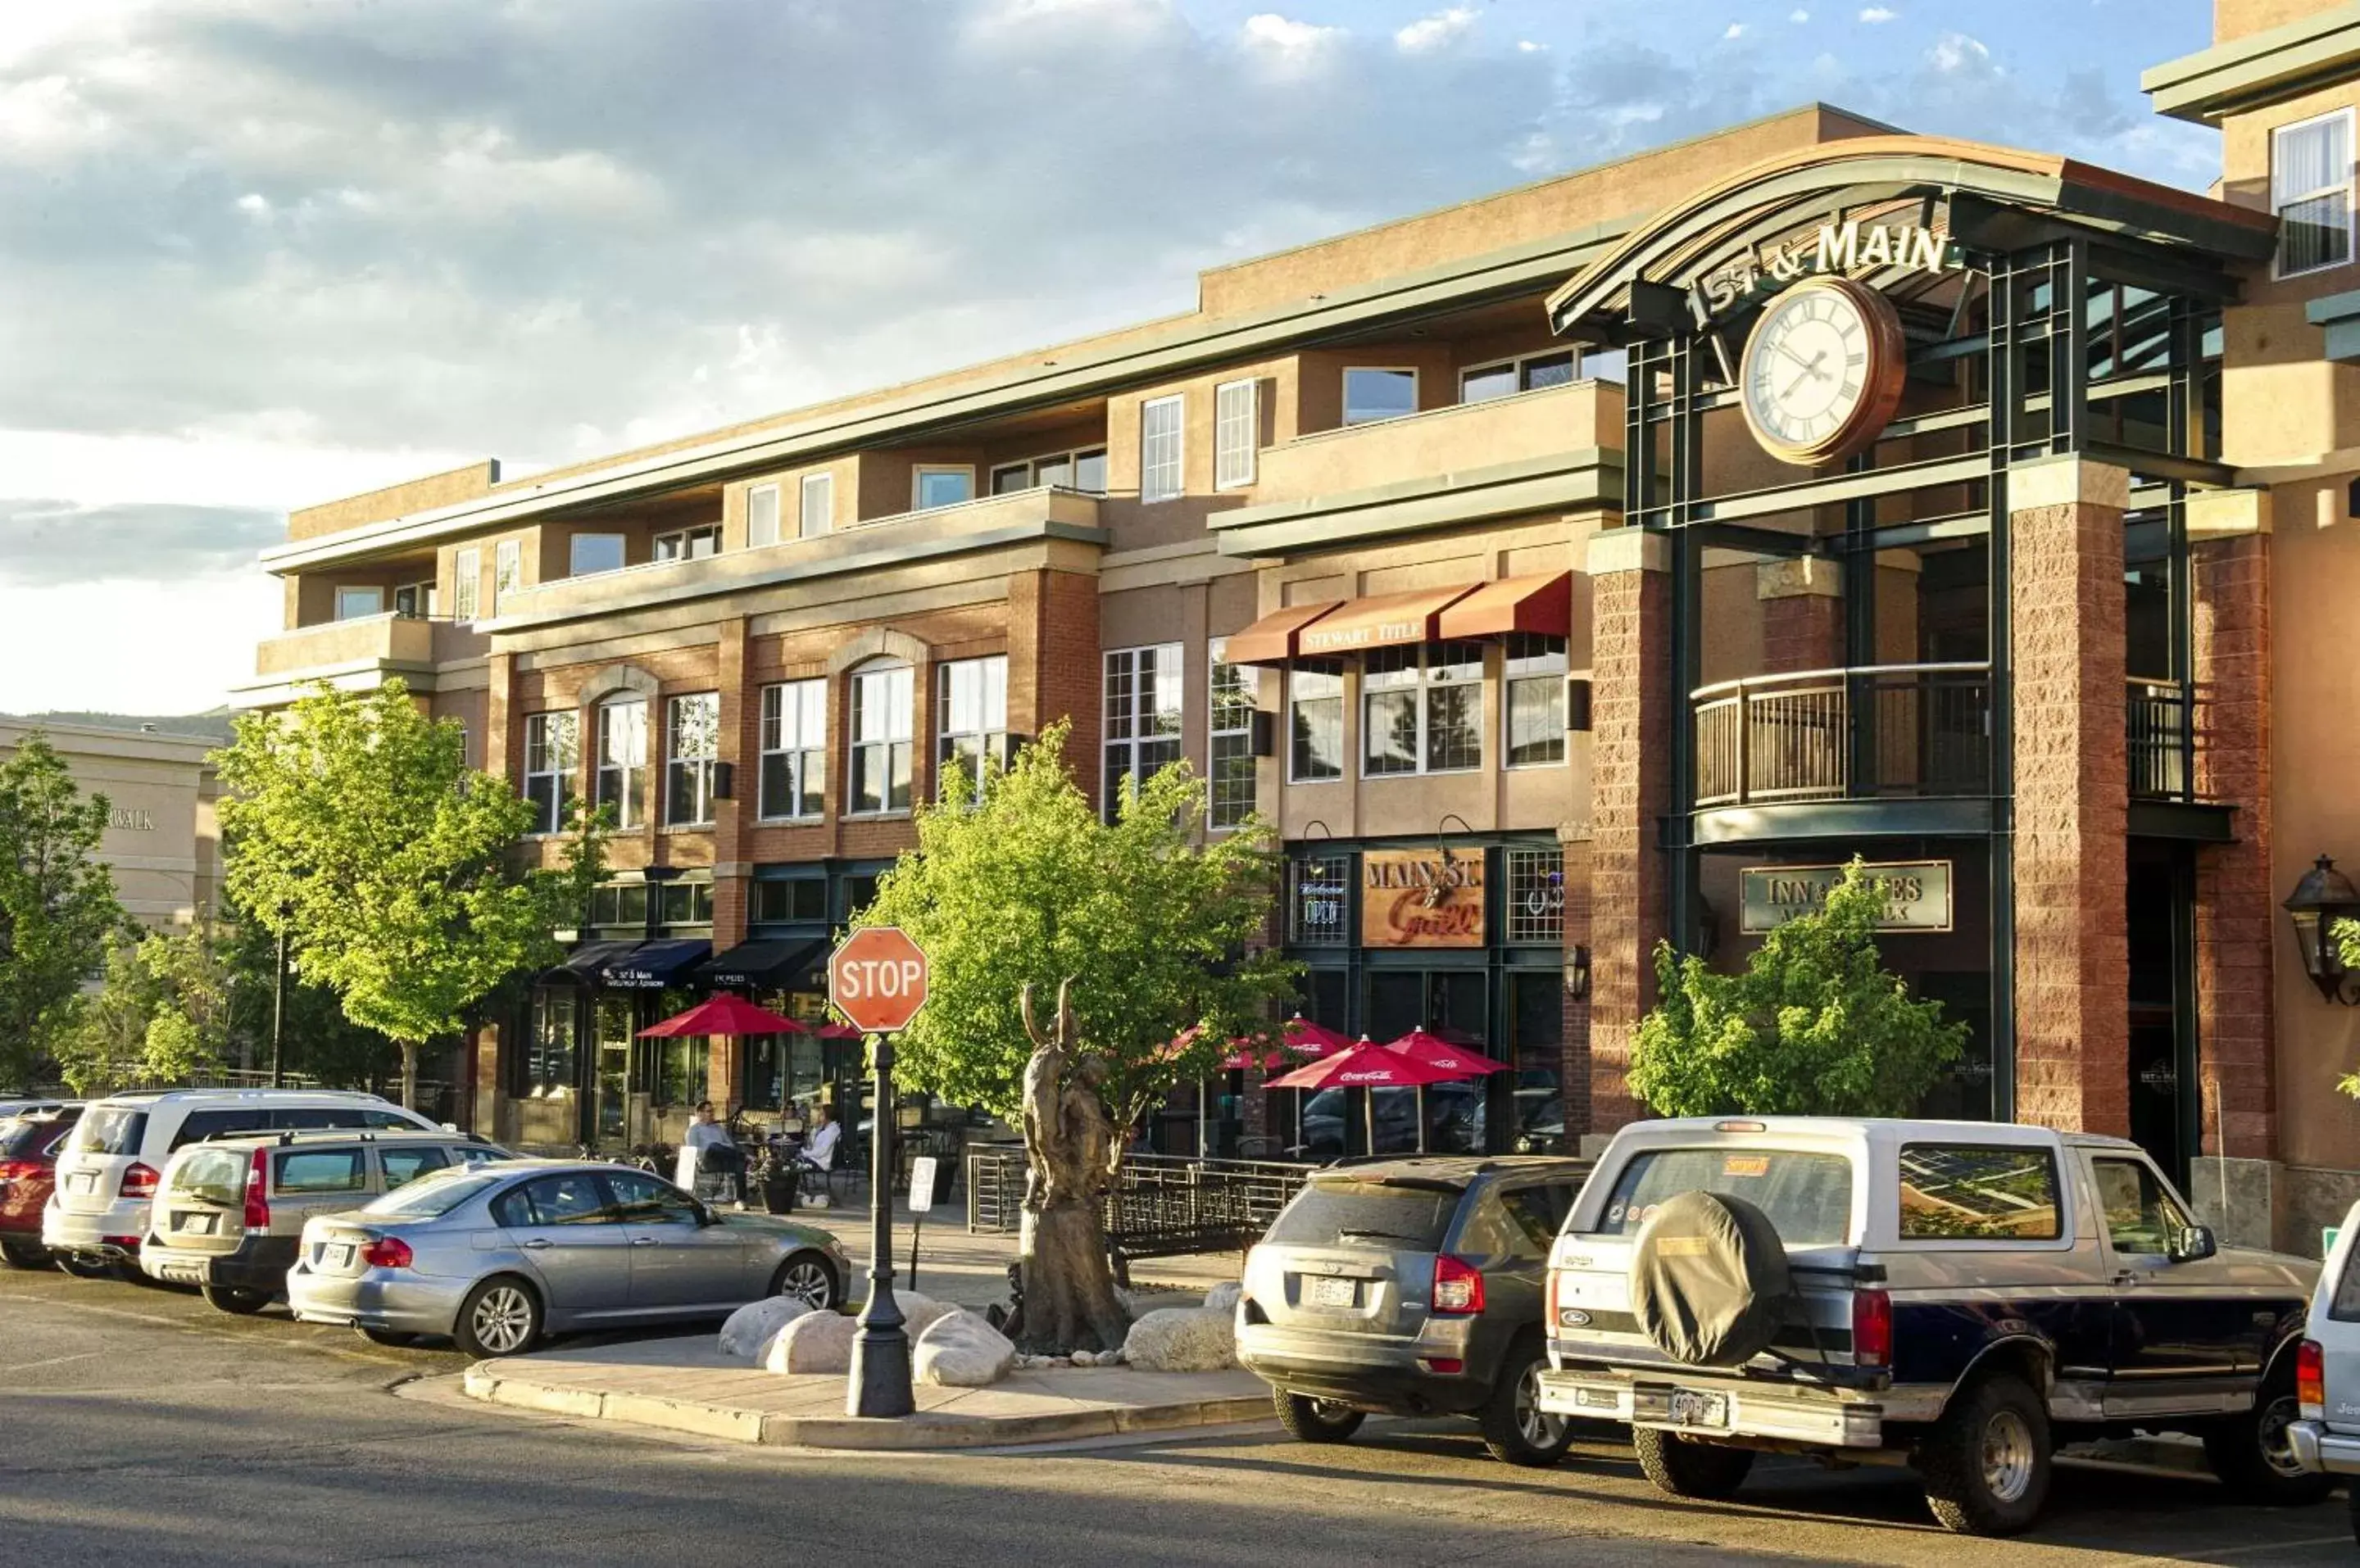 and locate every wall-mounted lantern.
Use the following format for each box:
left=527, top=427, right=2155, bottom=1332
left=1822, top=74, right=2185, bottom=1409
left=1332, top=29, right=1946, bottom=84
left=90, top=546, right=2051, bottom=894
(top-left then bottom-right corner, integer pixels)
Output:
left=2284, top=854, right=2360, bottom=1005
